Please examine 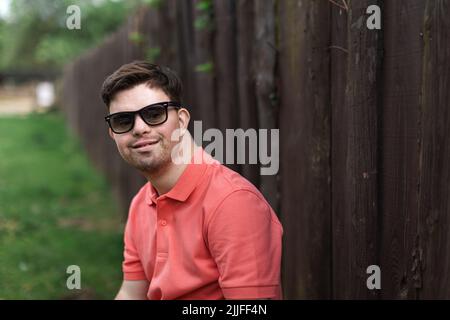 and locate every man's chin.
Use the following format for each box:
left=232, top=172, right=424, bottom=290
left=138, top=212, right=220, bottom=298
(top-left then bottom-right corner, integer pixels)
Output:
left=131, top=160, right=159, bottom=172
left=121, top=147, right=172, bottom=173
left=128, top=157, right=169, bottom=173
